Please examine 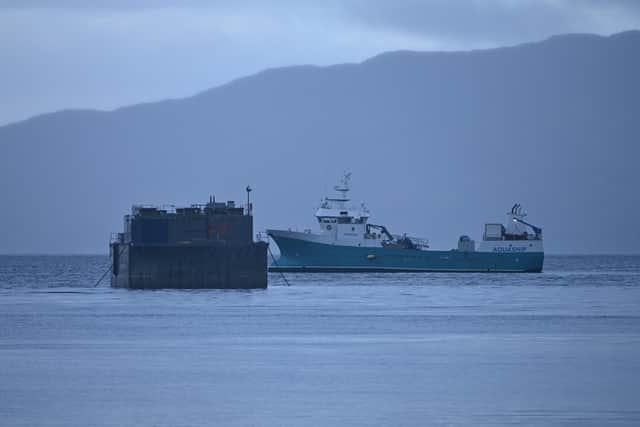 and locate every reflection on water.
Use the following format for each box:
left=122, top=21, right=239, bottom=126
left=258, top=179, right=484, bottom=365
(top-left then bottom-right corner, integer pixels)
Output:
left=1, top=255, right=640, bottom=426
